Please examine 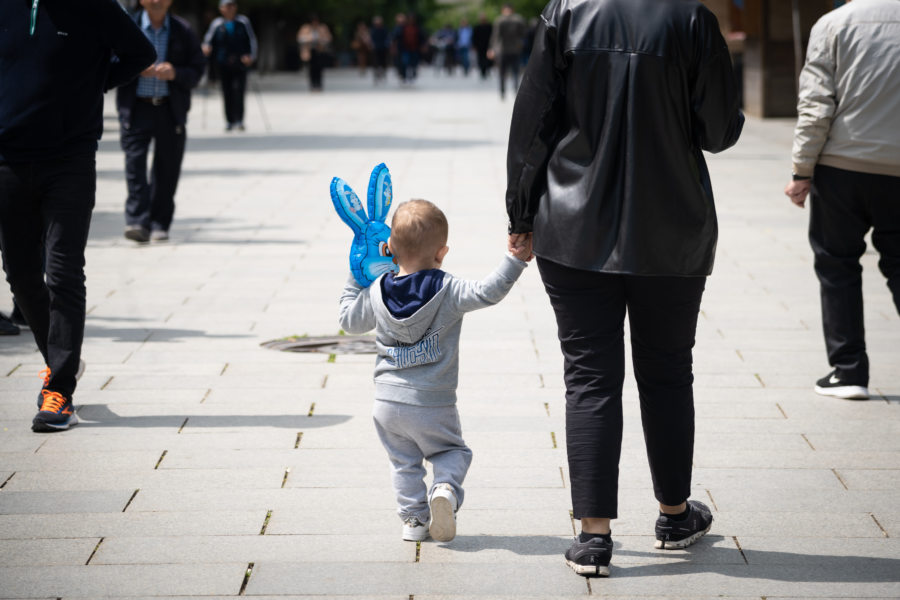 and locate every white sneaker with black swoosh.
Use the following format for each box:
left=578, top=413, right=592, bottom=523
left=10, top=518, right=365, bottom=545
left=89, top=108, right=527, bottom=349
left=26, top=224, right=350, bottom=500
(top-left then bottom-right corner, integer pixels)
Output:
left=814, top=370, right=869, bottom=400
